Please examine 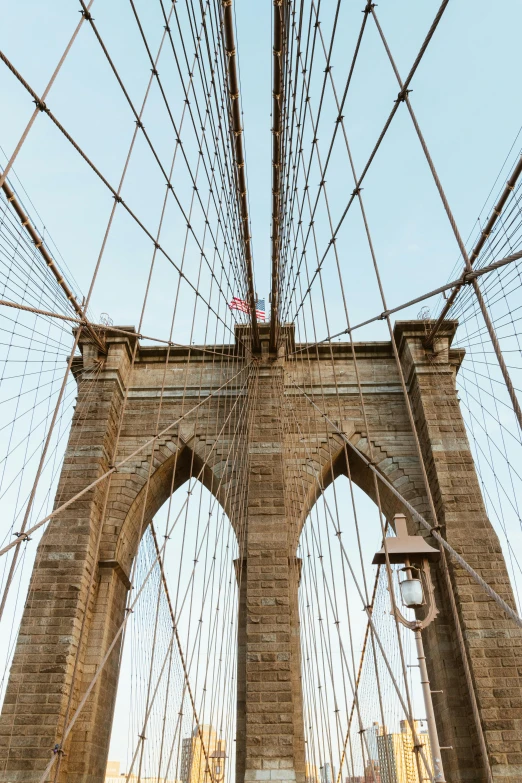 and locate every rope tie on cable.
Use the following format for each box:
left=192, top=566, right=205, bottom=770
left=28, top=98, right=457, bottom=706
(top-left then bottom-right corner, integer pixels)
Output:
left=395, top=87, right=412, bottom=103
left=33, top=98, right=49, bottom=113
left=13, top=532, right=31, bottom=542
